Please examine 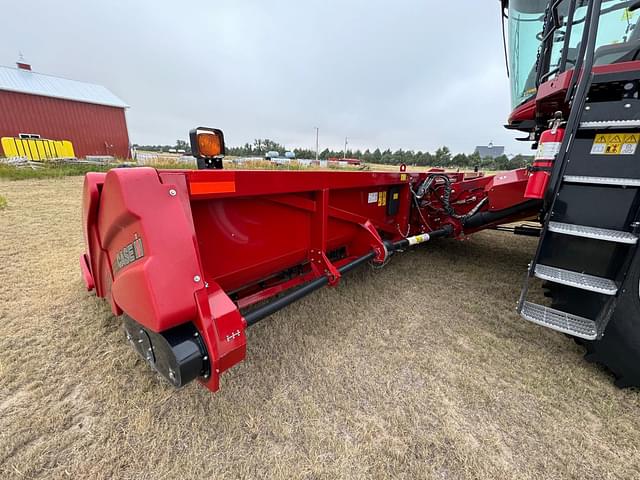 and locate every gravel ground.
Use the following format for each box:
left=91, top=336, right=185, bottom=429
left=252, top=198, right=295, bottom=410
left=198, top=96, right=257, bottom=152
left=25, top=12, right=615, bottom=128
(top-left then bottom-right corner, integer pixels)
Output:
left=1, top=176, right=639, bottom=480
